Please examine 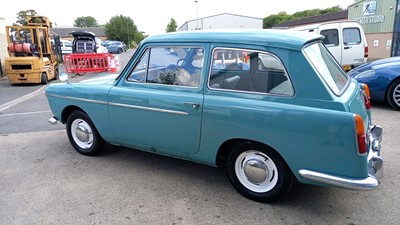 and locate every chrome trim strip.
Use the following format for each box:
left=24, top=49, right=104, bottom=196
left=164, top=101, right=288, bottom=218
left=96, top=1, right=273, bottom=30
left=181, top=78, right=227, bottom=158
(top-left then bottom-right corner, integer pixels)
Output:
left=298, top=169, right=379, bottom=191
left=108, top=102, right=189, bottom=116
left=46, top=93, right=107, bottom=105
